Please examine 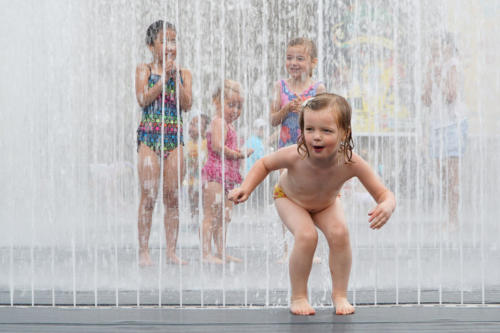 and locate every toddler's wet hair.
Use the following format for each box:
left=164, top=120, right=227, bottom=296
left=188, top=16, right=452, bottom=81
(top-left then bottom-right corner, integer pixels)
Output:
left=297, top=93, right=354, bottom=162
left=212, top=80, right=242, bottom=101
left=146, top=20, right=176, bottom=46
left=200, top=113, right=211, bottom=126
left=191, top=113, right=211, bottom=130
